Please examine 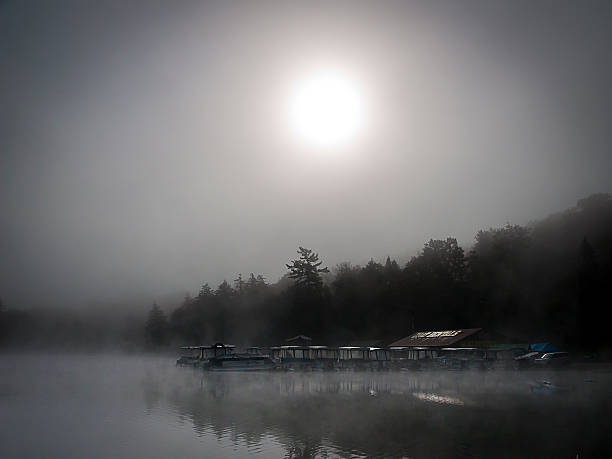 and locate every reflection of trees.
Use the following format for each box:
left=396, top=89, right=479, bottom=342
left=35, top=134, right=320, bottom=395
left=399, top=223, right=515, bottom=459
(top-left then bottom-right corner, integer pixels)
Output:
left=140, top=369, right=163, bottom=412
left=283, top=439, right=326, bottom=458
left=141, top=371, right=612, bottom=458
